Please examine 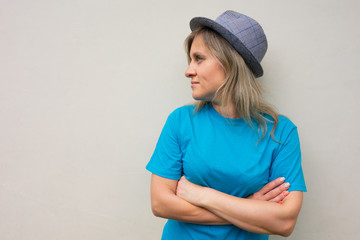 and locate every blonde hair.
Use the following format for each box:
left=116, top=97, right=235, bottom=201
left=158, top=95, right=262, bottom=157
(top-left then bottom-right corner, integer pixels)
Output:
left=185, top=27, right=279, bottom=141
